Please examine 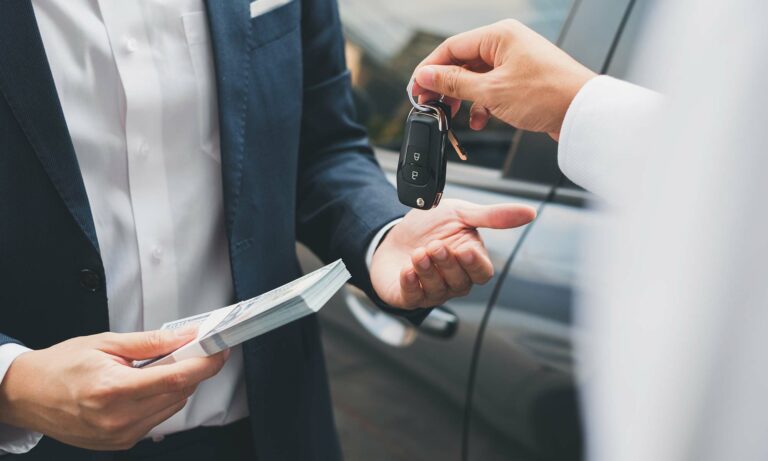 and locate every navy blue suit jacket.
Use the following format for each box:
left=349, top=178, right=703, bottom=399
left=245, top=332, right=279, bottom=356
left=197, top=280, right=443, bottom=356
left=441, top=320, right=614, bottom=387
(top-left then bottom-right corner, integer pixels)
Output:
left=0, top=0, right=421, bottom=458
